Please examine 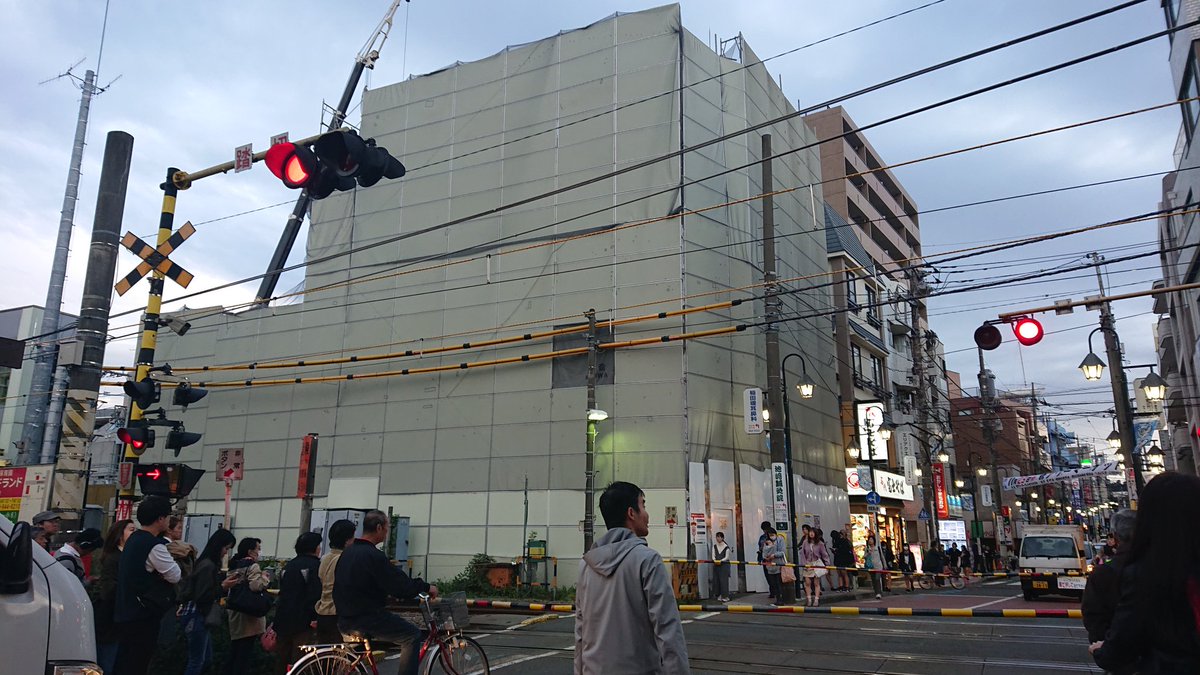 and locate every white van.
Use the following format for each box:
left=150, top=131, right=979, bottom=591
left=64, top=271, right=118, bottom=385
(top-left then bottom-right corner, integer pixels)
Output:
left=1018, top=524, right=1087, bottom=601
left=0, top=517, right=100, bottom=674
